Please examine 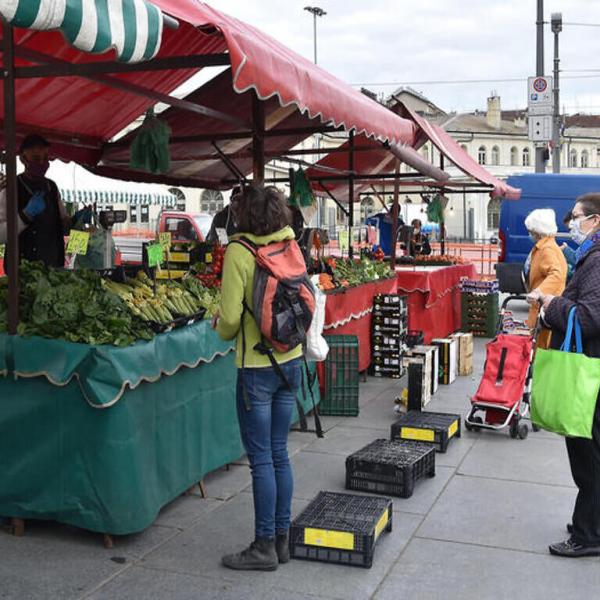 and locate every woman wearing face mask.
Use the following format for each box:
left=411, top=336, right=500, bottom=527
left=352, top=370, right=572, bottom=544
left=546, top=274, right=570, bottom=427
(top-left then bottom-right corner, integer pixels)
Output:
left=0, top=134, right=91, bottom=268
left=527, top=193, right=600, bottom=557
left=522, top=209, right=567, bottom=349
